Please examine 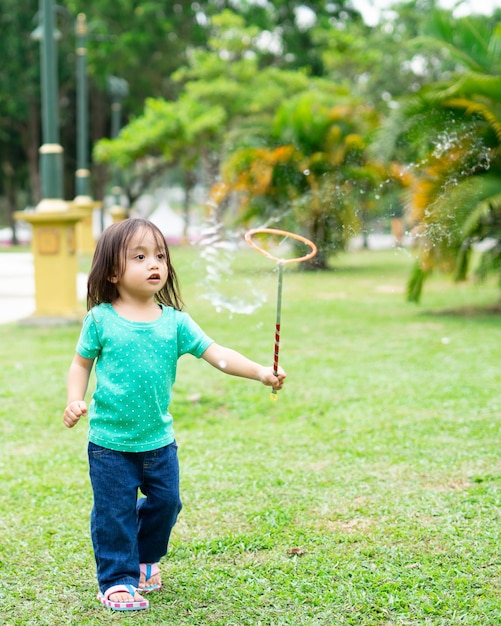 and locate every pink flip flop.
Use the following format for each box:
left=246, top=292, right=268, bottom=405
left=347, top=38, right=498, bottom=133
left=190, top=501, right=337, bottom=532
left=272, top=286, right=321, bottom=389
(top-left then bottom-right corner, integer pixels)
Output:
left=97, top=584, right=149, bottom=611
left=139, top=563, right=162, bottom=593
